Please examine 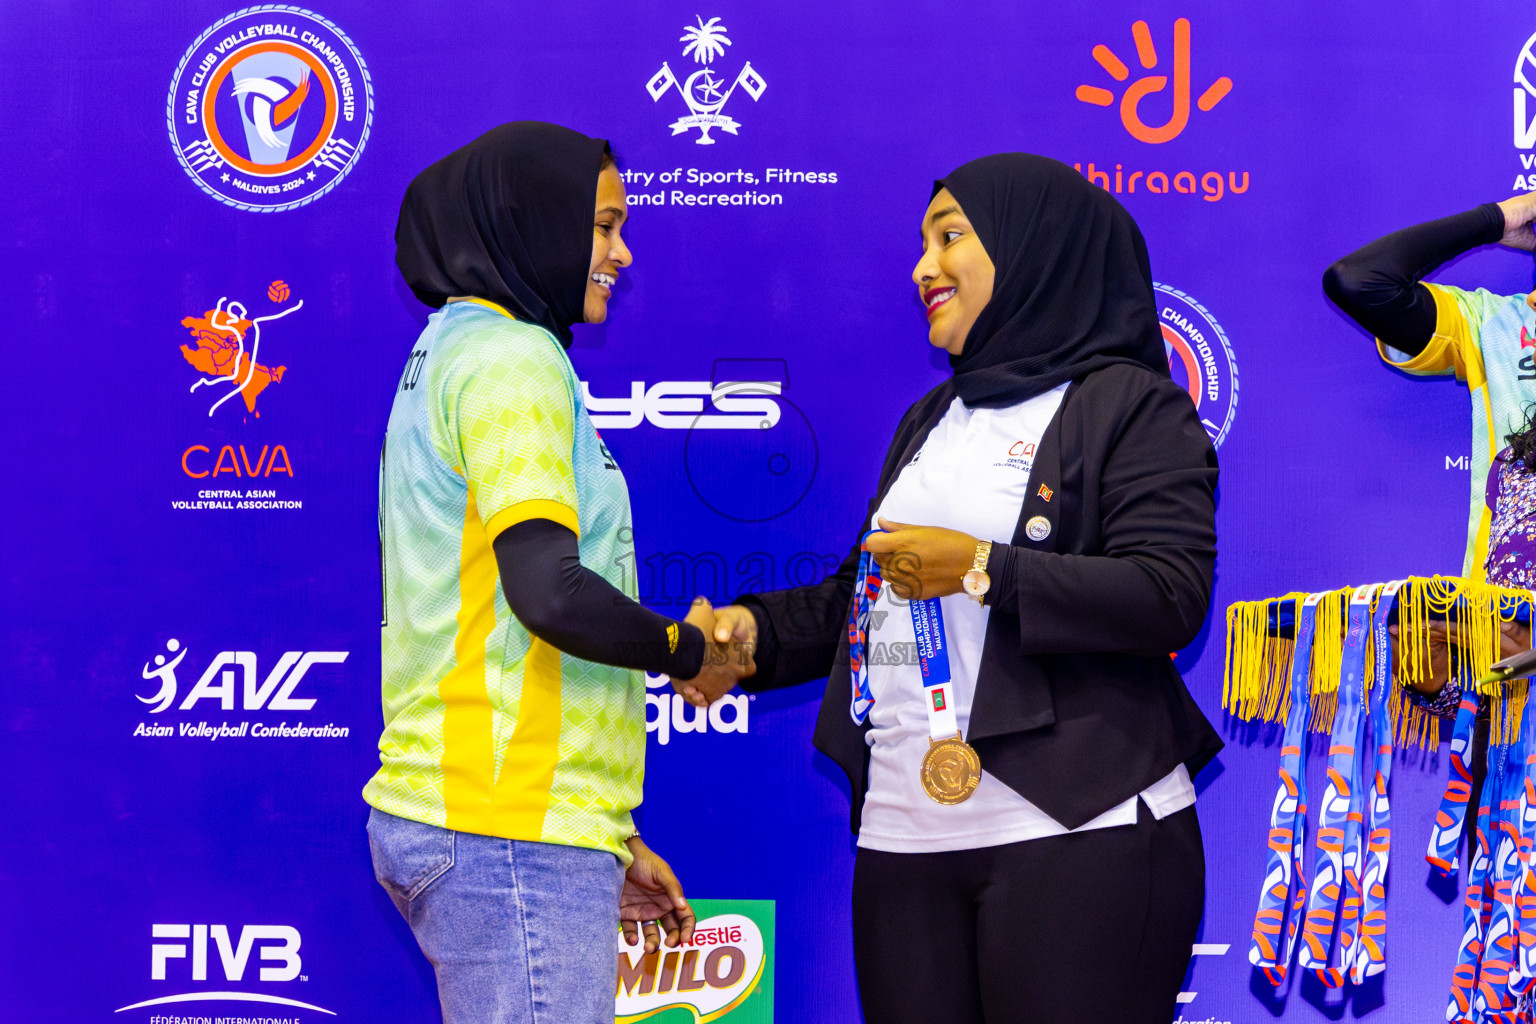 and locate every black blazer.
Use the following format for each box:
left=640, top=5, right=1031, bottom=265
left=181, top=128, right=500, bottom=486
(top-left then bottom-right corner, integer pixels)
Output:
left=738, top=364, right=1223, bottom=831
